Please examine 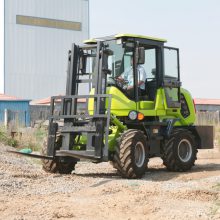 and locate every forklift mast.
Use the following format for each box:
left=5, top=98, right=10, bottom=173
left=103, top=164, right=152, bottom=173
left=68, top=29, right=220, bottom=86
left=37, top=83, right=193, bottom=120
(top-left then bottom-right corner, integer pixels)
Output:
left=47, top=42, right=112, bottom=161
